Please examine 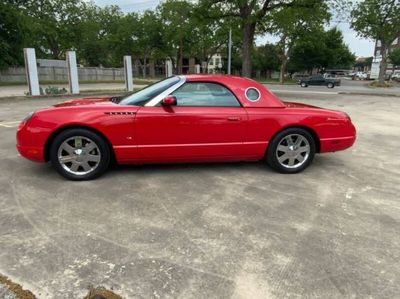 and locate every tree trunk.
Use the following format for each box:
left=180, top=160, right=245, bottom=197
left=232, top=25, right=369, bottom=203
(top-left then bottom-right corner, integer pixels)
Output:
left=279, top=58, right=287, bottom=84
left=177, top=38, right=184, bottom=74
left=241, top=22, right=256, bottom=78
left=379, top=44, right=387, bottom=84
left=149, top=59, right=155, bottom=78
left=142, top=56, right=147, bottom=79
